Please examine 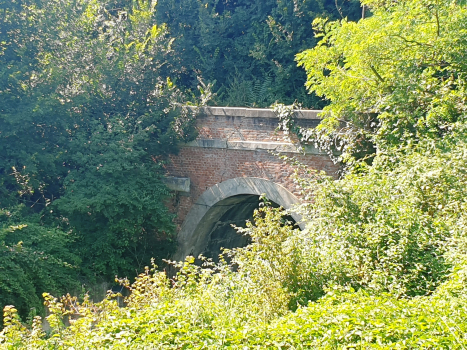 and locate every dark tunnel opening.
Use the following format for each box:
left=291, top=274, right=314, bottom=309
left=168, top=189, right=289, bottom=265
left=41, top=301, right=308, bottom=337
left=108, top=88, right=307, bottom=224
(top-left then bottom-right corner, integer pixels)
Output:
left=196, top=194, right=297, bottom=263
